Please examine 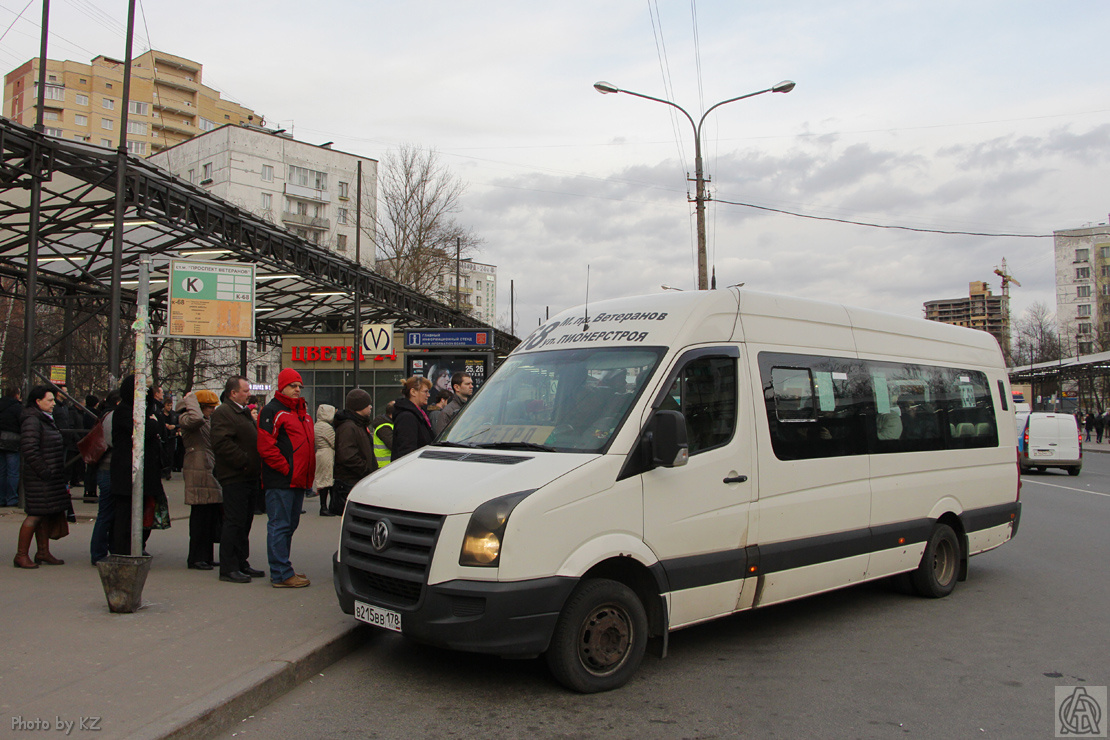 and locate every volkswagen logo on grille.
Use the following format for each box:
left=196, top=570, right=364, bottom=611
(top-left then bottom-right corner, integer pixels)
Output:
left=371, top=518, right=392, bottom=552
